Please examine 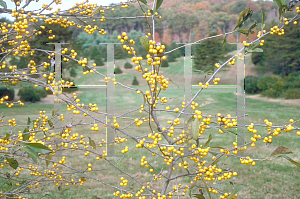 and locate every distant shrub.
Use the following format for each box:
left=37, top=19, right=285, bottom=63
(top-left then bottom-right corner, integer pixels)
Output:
left=284, top=71, right=300, bottom=89
left=18, top=86, right=41, bottom=103
left=132, top=76, right=139, bottom=85
left=0, top=87, right=14, bottom=101
left=167, top=53, right=177, bottom=62
left=257, top=74, right=284, bottom=97
left=245, top=76, right=261, bottom=94
left=70, top=68, right=77, bottom=77
left=62, top=77, right=79, bottom=93
left=124, top=62, right=133, bottom=69
left=94, top=56, right=104, bottom=66
left=114, top=66, right=123, bottom=74
left=251, top=52, right=263, bottom=65
left=160, top=59, right=169, bottom=68
left=284, top=88, right=300, bottom=99
left=36, top=88, right=47, bottom=98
